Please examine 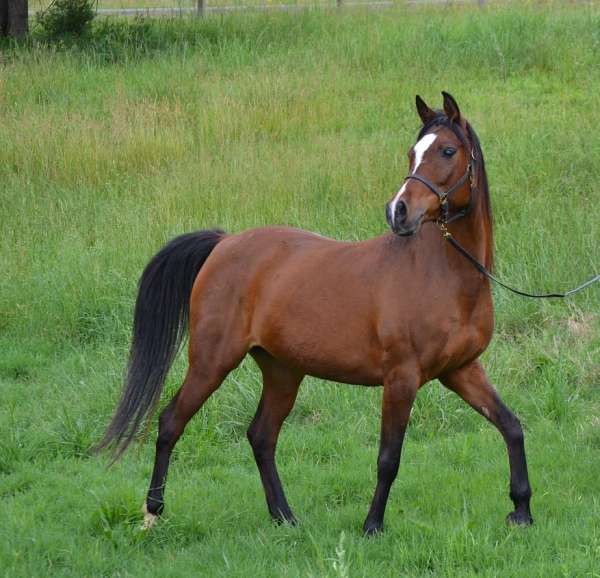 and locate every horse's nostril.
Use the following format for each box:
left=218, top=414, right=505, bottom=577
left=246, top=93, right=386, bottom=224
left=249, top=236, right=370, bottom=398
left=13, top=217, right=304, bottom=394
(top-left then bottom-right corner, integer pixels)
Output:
left=395, top=200, right=408, bottom=223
